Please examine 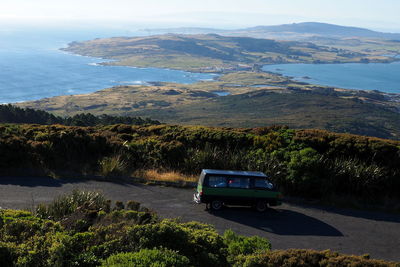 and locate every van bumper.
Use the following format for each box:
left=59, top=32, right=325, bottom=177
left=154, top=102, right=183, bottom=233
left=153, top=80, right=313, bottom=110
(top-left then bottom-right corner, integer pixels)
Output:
left=193, top=193, right=201, bottom=204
